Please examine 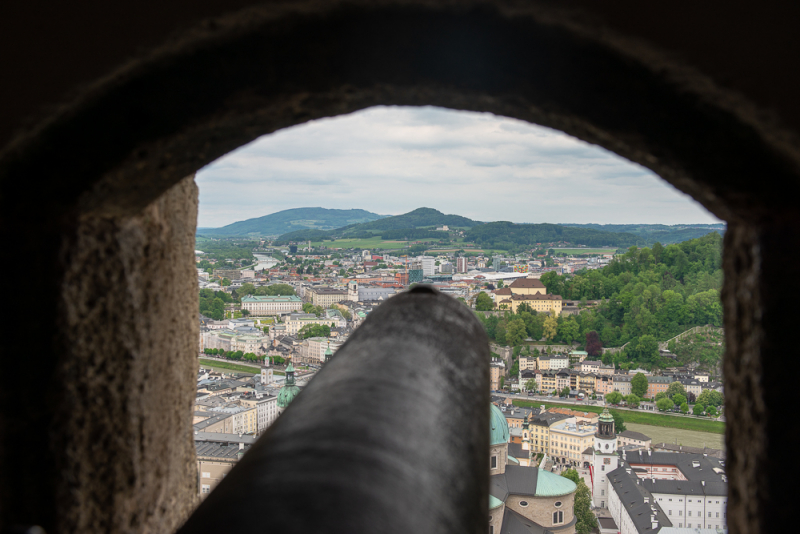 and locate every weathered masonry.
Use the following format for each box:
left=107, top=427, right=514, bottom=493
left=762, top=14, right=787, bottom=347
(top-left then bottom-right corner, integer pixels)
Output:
left=1, top=1, right=799, bottom=533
